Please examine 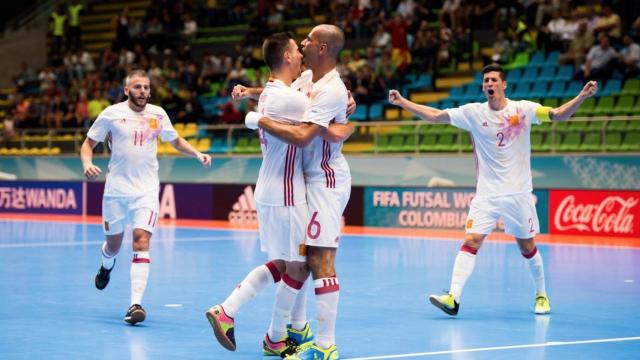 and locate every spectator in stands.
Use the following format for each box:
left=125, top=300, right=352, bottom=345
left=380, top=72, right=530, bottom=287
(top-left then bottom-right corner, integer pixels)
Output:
left=182, top=12, right=197, bottom=40
left=411, top=25, right=438, bottom=74
left=617, top=33, right=640, bottom=79
left=113, top=7, right=132, bottom=51
left=38, top=66, right=57, bottom=95
left=370, top=24, right=391, bottom=55
left=75, top=91, right=90, bottom=129
left=266, top=3, right=284, bottom=33
left=506, top=14, right=534, bottom=52
left=67, top=0, right=84, bottom=51
left=593, top=3, right=622, bottom=44
left=161, top=90, right=185, bottom=122
left=558, top=21, right=593, bottom=68
left=537, top=8, right=576, bottom=52
left=489, top=30, right=512, bottom=64
left=469, top=0, right=496, bottom=30
left=226, top=59, right=248, bottom=92
left=14, top=62, right=38, bottom=95
left=440, top=0, right=462, bottom=30
left=352, top=63, right=385, bottom=120
left=376, top=51, right=397, bottom=90
left=50, top=5, right=67, bottom=63
left=2, top=109, right=16, bottom=140
left=88, top=91, right=110, bottom=121
left=573, top=33, right=617, bottom=82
